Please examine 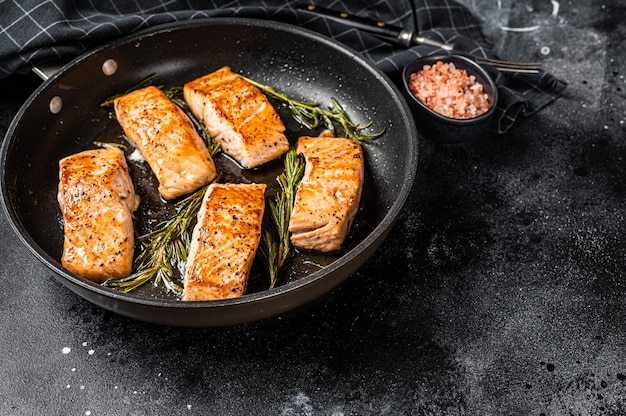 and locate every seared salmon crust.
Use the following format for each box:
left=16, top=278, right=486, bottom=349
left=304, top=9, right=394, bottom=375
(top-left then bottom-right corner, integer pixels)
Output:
left=288, top=132, right=364, bottom=252
left=114, top=85, right=217, bottom=200
left=58, top=147, right=137, bottom=282
left=184, top=66, right=289, bottom=169
left=183, top=183, right=266, bottom=301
